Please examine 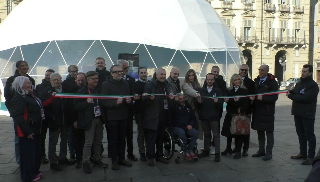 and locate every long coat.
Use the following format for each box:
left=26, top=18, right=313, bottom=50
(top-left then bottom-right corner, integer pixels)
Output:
left=251, top=74, right=278, bottom=131
left=221, top=87, right=250, bottom=137
left=142, top=79, right=172, bottom=130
